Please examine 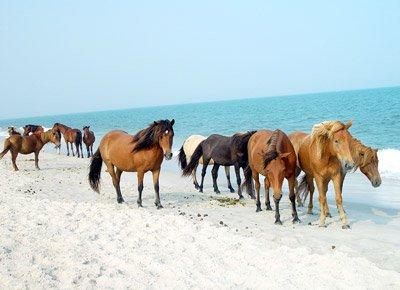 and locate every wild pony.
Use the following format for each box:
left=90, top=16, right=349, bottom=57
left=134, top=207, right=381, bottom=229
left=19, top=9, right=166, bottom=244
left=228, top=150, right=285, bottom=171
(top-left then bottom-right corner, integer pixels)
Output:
left=53, top=123, right=83, bottom=158
left=295, top=120, right=355, bottom=228
left=23, top=124, right=44, bottom=136
left=291, top=132, right=381, bottom=213
left=0, top=129, right=61, bottom=171
left=83, top=126, right=96, bottom=158
left=8, top=127, right=21, bottom=136
left=182, top=131, right=256, bottom=199
left=243, top=129, right=300, bottom=224
left=89, top=119, right=175, bottom=207
left=178, top=135, right=234, bottom=192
